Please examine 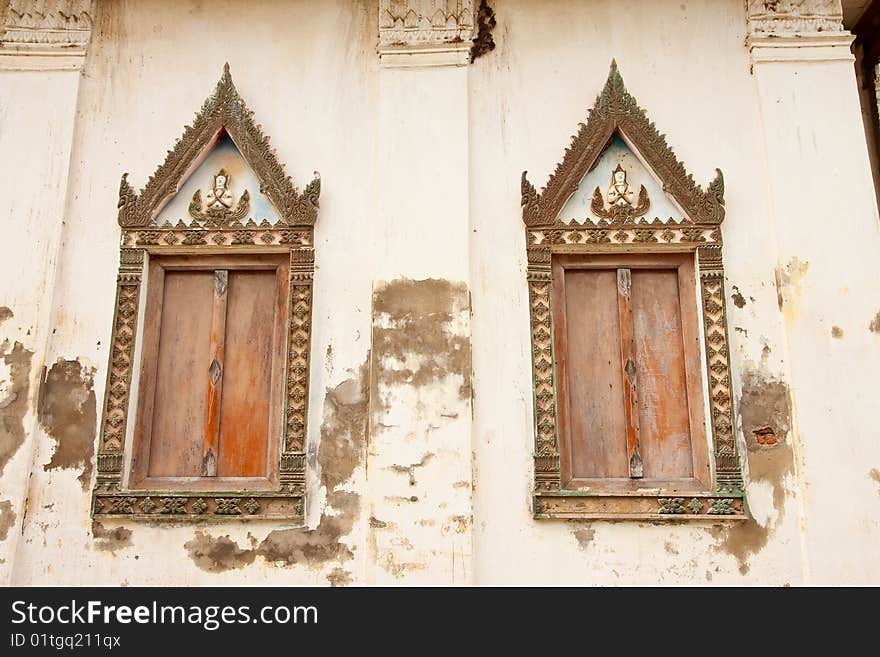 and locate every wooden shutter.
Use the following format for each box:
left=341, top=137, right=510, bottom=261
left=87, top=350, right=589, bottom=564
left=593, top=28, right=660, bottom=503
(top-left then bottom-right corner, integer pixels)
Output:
left=553, top=253, right=709, bottom=491
left=131, top=254, right=288, bottom=490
